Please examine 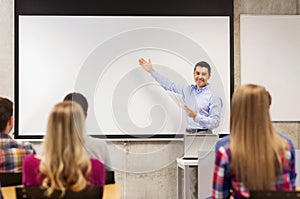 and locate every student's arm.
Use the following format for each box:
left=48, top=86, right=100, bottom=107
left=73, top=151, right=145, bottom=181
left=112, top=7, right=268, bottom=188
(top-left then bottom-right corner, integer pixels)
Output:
left=288, top=139, right=296, bottom=190
left=91, top=159, right=106, bottom=187
left=280, top=134, right=297, bottom=190
left=22, top=155, right=41, bottom=186
left=25, top=142, right=37, bottom=154
left=212, top=147, right=231, bottom=199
